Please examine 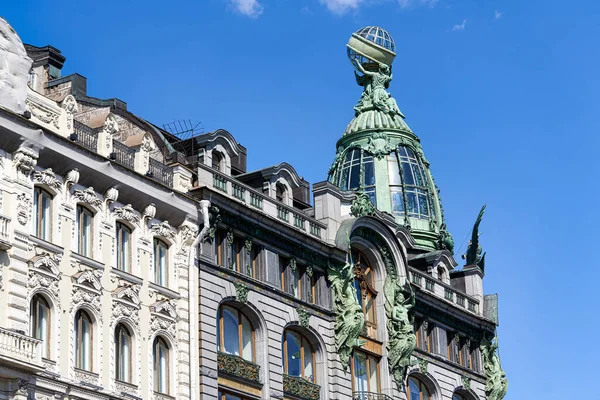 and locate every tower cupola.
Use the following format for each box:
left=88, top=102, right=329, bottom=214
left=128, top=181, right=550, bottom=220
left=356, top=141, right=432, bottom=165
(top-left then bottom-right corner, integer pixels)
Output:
left=328, top=26, right=453, bottom=252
